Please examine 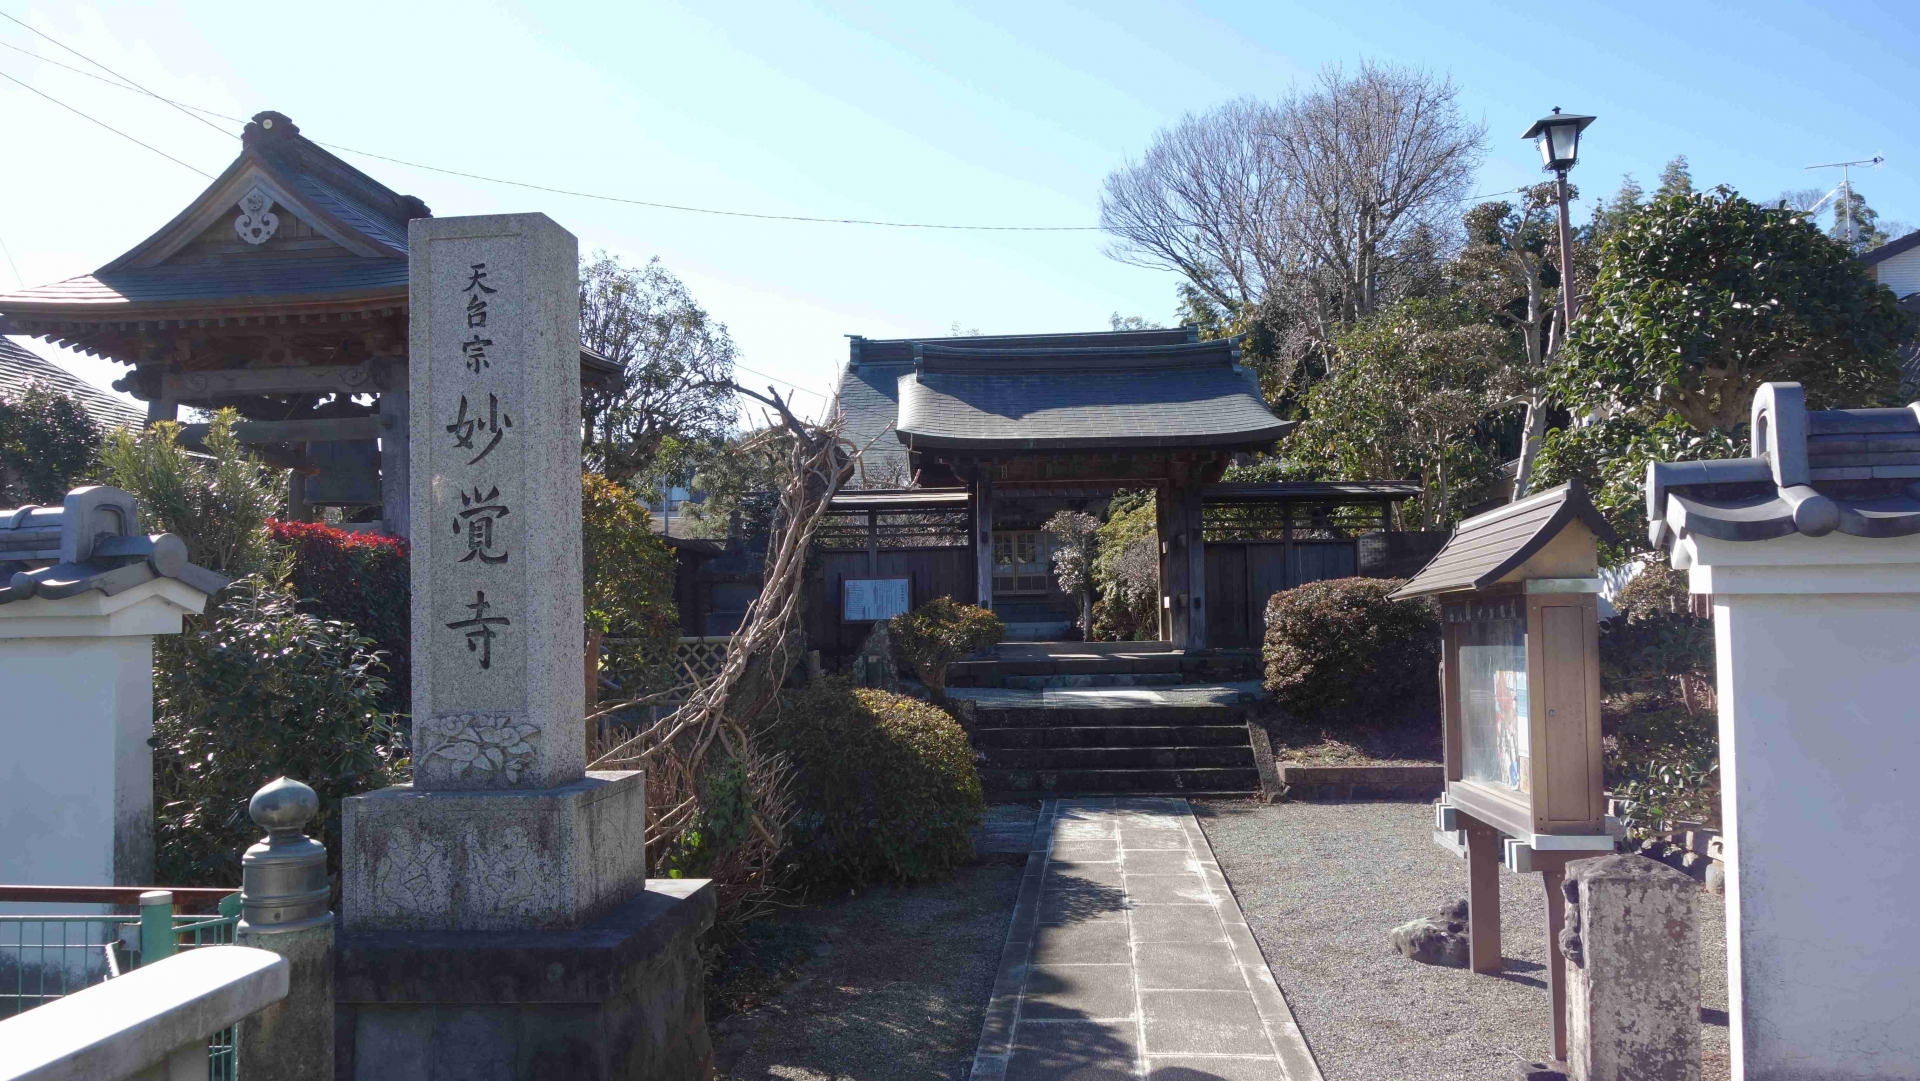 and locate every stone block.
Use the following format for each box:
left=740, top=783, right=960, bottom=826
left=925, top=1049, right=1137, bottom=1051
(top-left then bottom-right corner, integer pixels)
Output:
left=1562, top=854, right=1699, bottom=1081
left=341, top=772, right=645, bottom=932
left=336, top=880, right=715, bottom=1081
